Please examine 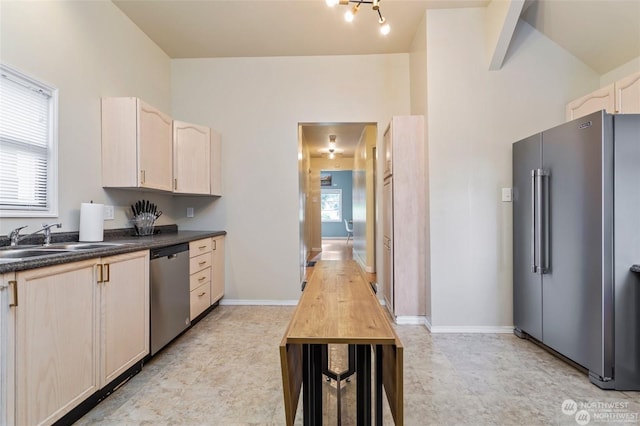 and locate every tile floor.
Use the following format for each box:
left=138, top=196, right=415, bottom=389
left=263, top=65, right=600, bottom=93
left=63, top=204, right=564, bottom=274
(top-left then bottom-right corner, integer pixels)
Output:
left=78, top=242, right=639, bottom=425
left=77, top=304, right=640, bottom=425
